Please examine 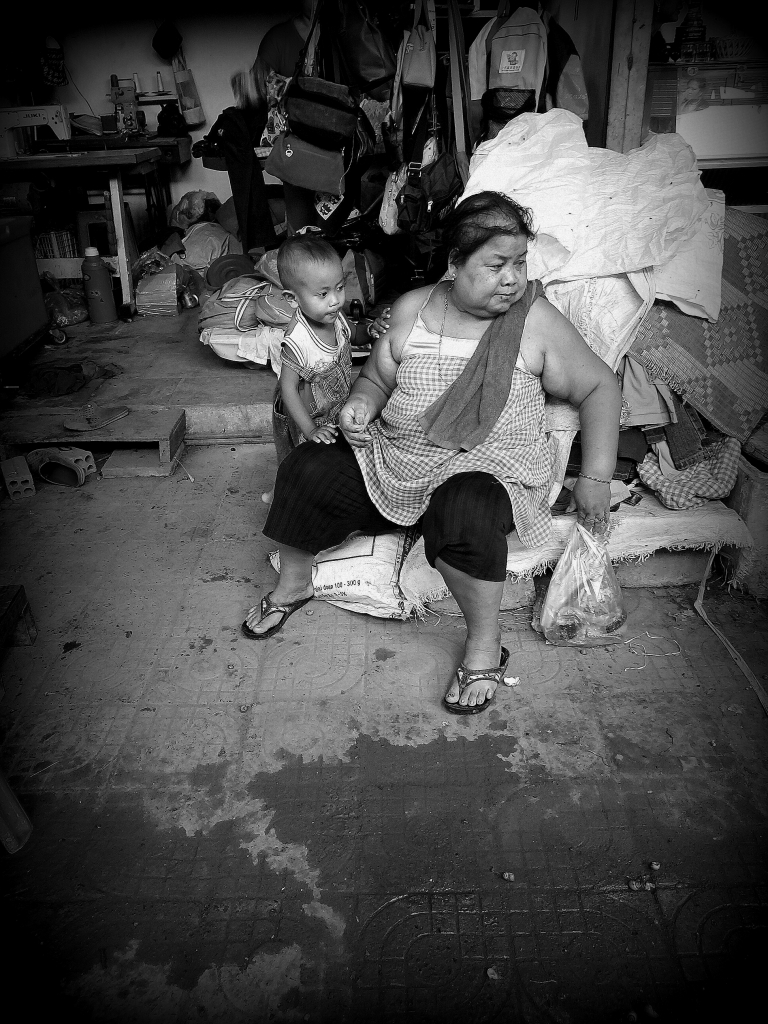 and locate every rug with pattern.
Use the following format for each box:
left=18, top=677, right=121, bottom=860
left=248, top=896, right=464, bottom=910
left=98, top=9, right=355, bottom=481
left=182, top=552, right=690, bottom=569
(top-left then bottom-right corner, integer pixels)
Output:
left=631, top=208, right=768, bottom=441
